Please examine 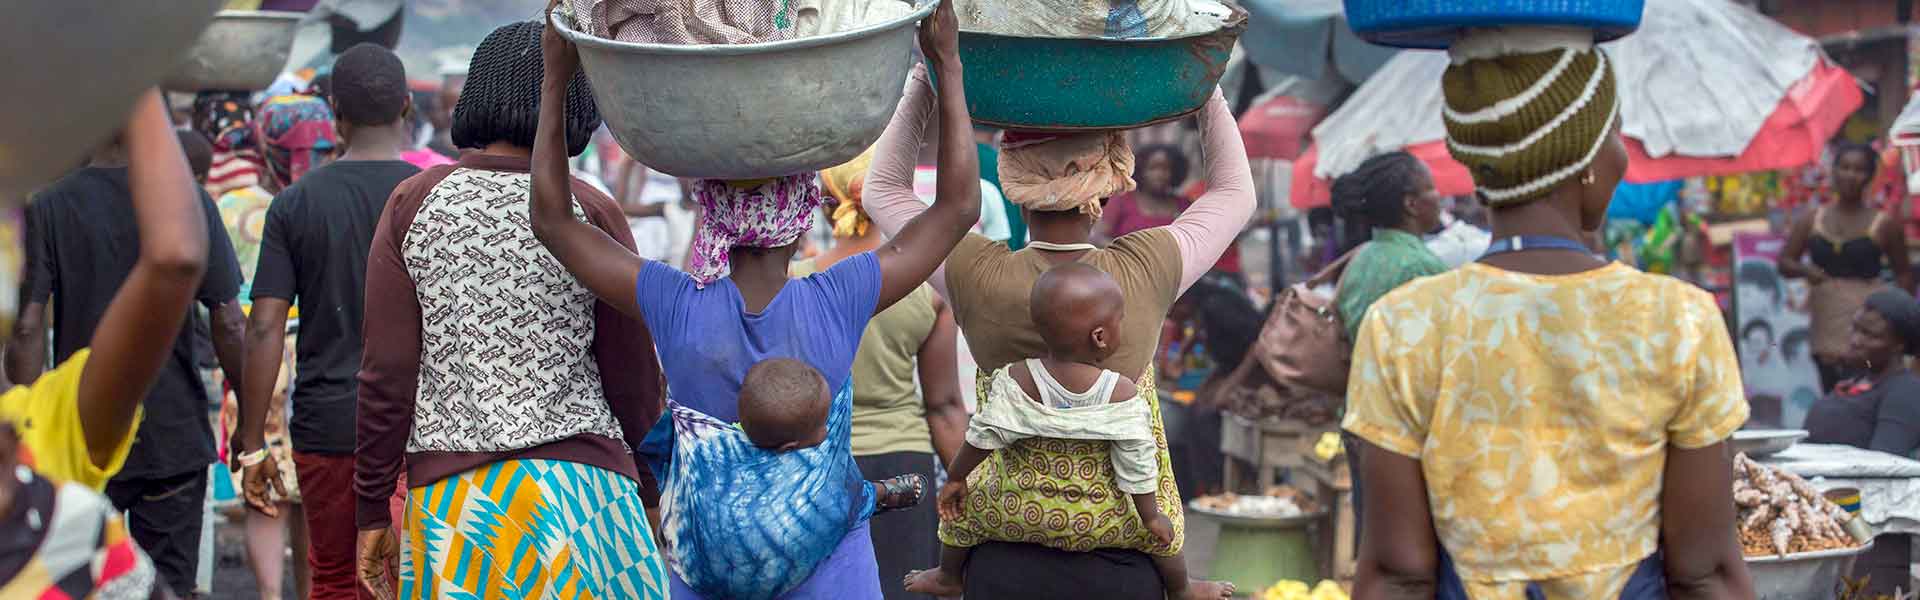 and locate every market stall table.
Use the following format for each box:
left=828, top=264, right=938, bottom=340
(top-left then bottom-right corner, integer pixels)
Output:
left=1758, top=443, right=1920, bottom=591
